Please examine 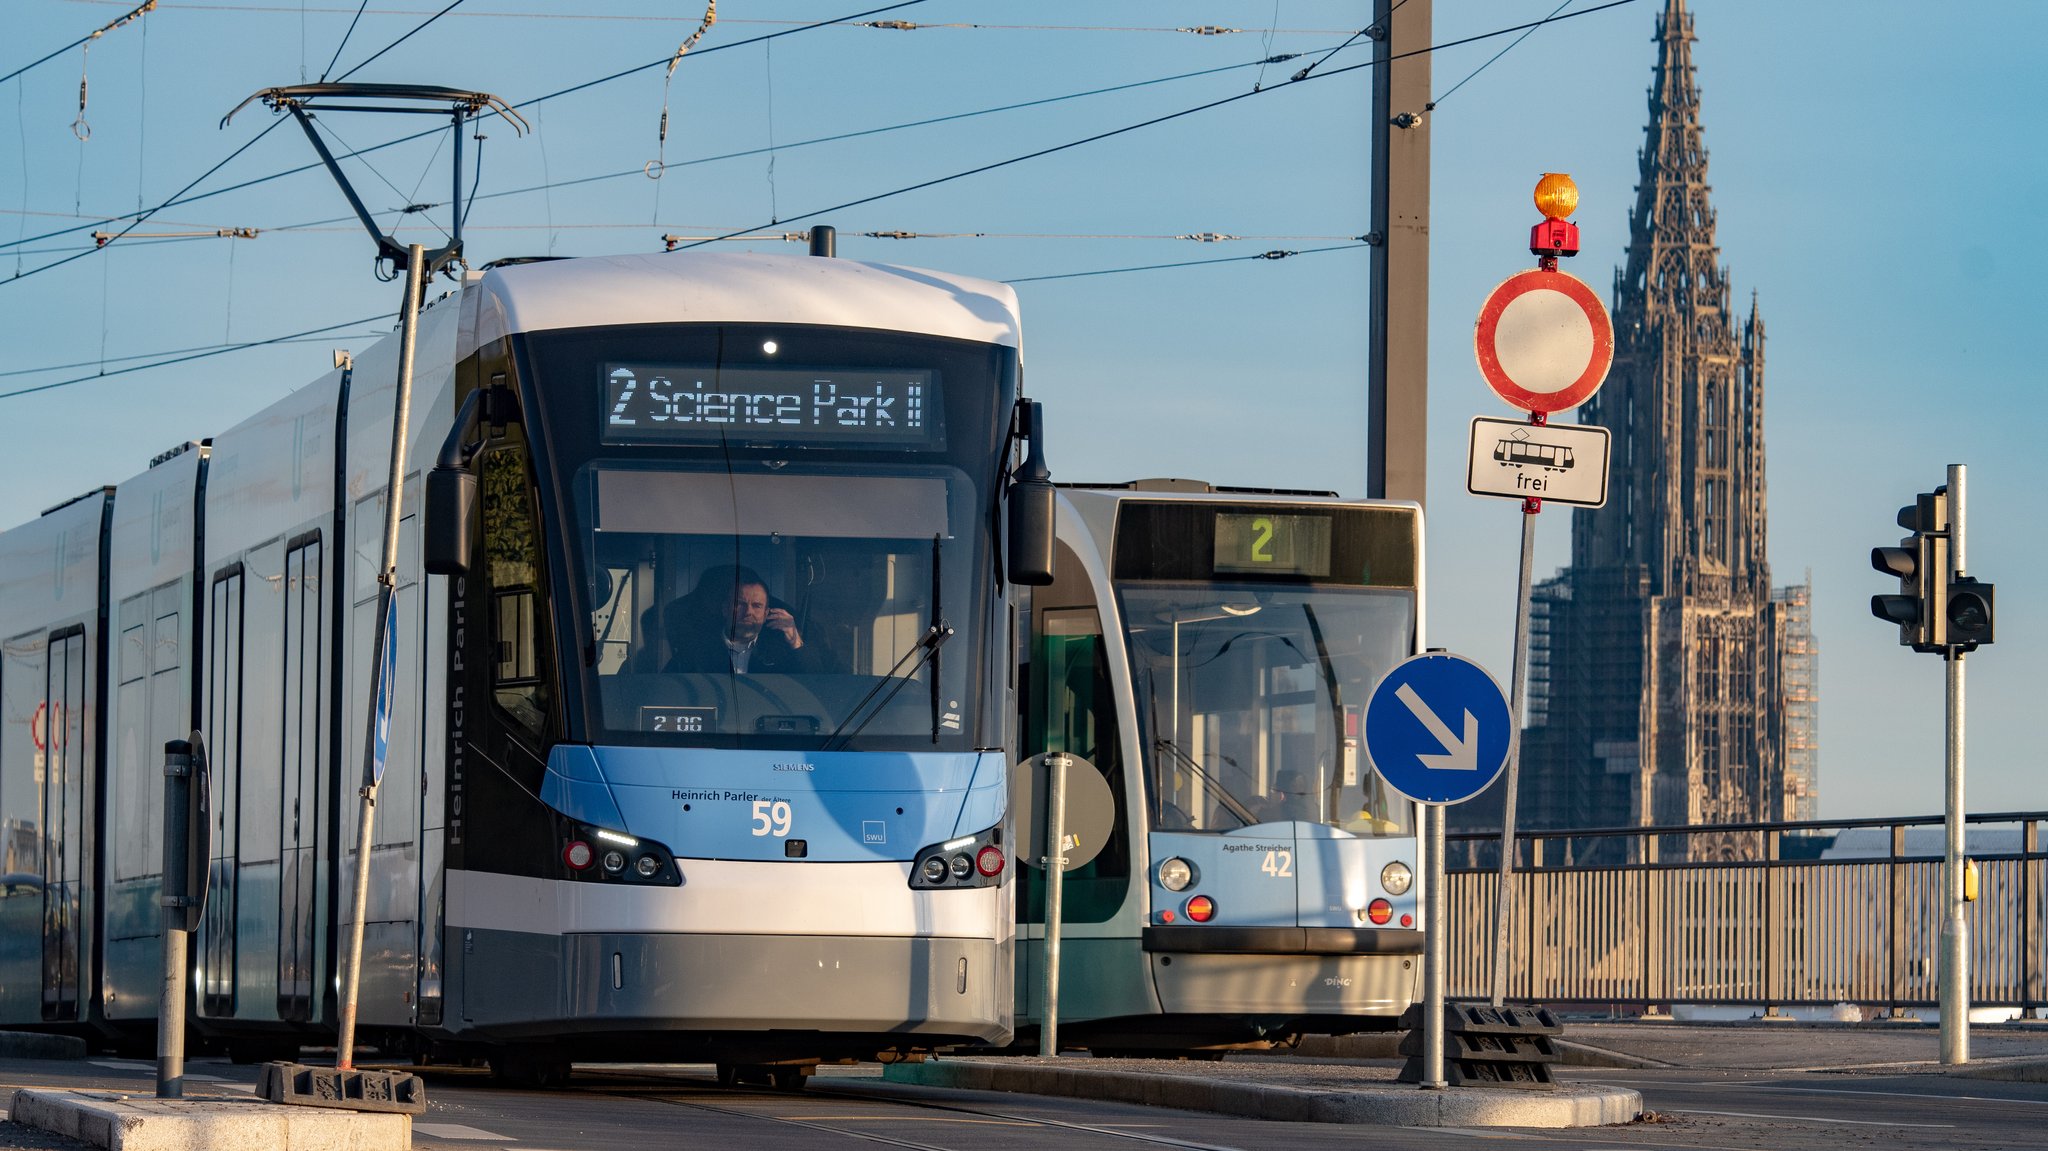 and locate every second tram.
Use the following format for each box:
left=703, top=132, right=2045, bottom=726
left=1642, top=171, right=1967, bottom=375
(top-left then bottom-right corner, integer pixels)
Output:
left=1012, top=480, right=1423, bottom=1052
